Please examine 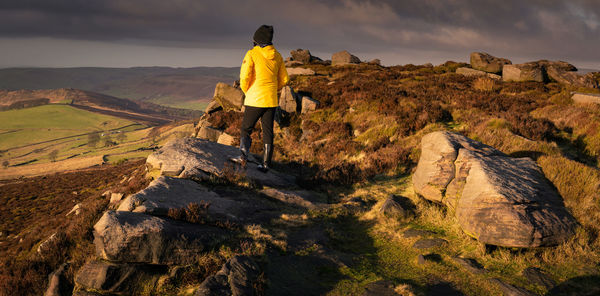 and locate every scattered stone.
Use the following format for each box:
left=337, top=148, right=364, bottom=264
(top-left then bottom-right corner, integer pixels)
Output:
left=456, top=67, right=501, bottom=80
left=534, top=60, right=577, bottom=72
left=37, top=232, right=58, bottom=256
left=72, top=191, right=78, bottom=195
left=217, top=132, right=235, bottom=146
left=413, top=131, right=576, bottom=247
left=204, top=100, right=222, bottom=115
left=489, top=278, right=534, bottom=296
left=301, top=96, right=319, bottom=113
left=44, top=263, right=71, bottom=296
left=502, top=63, right=544, bottom=82
left=213, top=82, right=244, bottom=112
left=362, top=280, right=398, bottom=296
left=260, top=187, right=325, bottom=209
left=194, top=256, right=260, bottom=296
left=279, top=86, right=299, bottom=113
left=332, top=50, right=361, bottom=66
left=379, top=195, right=412, bottom=220
left=93, top=210, right=230, bottom=264
left=470, top=52, right=512, bottom=74
left=290, top=49, right=313, bottom=64
left=522, top=267, right=556, bottom=289
left=286, top=67, right=316, bottom=76
left=110, top=192, right=124, bottom=204
left=146, top=138, right=297, bottom=188
left=197, top=126, right=223, bottom=142
left=412, top=238, right=448, bottom=249
left=452, top=257, right=487, bottom=274
left=402, top=228, right=435, bottom=238
left=66, top=203, right=82, bottom=216
left=75, top=260, right=167, bottom=293
left=102, top=190, right=112, bottom=198
left=572, top=92, right=600, bottom=105
left=417, top=254, right=426, bottom=265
